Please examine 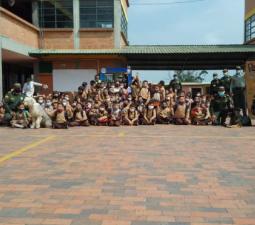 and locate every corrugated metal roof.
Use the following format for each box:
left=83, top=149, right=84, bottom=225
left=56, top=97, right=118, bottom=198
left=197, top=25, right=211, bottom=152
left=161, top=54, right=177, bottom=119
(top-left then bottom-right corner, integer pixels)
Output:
left=29, top=45, right=255, bottom=56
